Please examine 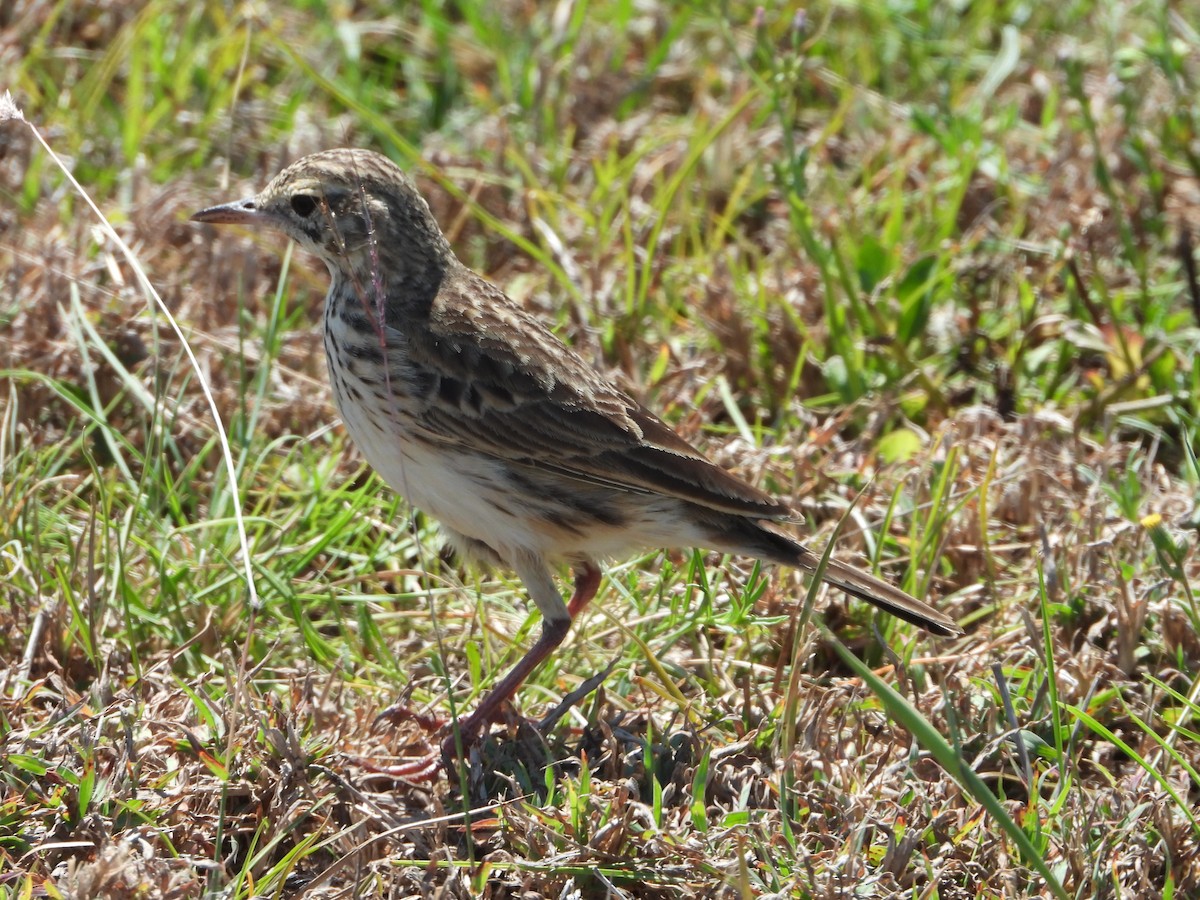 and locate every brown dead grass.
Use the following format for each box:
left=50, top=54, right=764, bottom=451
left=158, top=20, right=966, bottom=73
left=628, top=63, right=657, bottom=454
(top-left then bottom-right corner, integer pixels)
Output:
left=4, top=2, right=1200, bottom=897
